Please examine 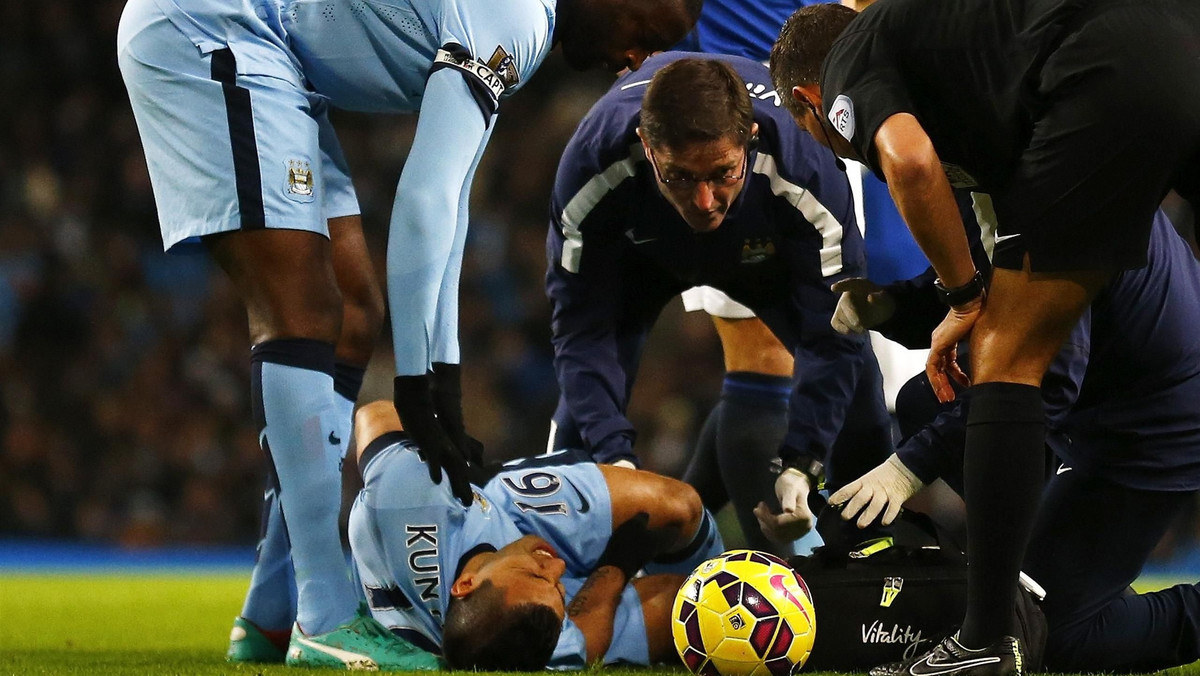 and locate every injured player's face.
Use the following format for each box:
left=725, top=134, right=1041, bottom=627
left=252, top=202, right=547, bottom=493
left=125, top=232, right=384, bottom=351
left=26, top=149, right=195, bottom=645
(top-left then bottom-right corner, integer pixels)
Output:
left=474, top=534, right=568, bottom=618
